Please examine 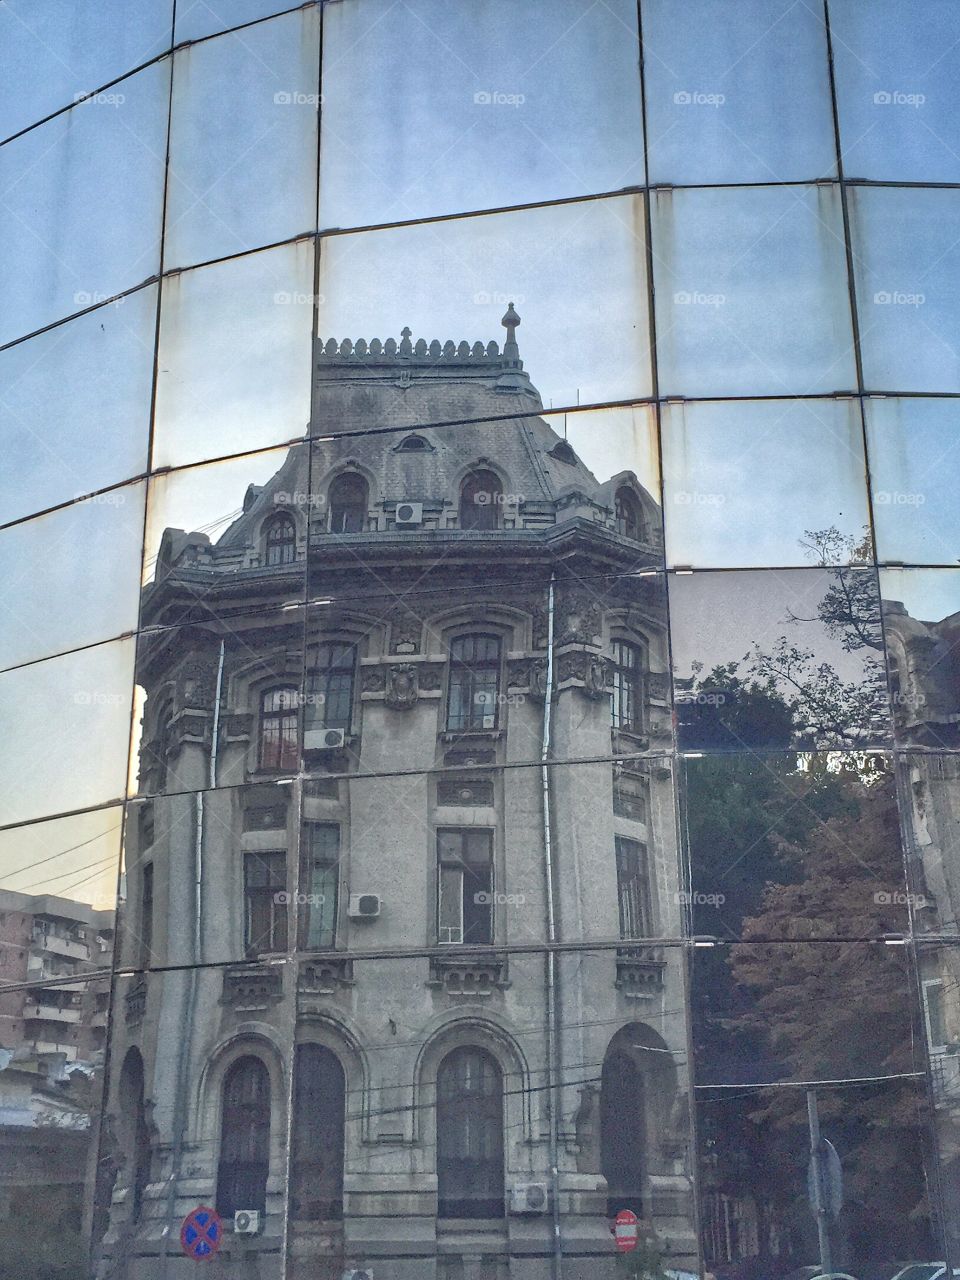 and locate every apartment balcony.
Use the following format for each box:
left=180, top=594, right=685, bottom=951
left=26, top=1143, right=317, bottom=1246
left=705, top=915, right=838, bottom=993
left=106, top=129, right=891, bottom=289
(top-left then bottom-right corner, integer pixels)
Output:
left=22, top=1002, right=82, bottom=1025
left=31, top=933, right=88, bottom=962
left=25, top=1039, right=78, bottom=1061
